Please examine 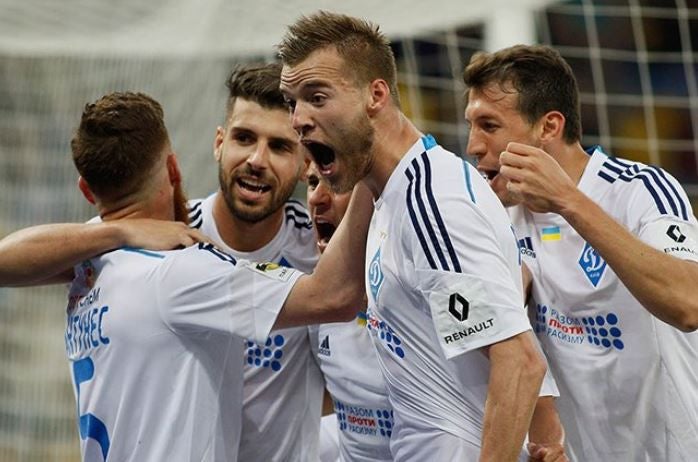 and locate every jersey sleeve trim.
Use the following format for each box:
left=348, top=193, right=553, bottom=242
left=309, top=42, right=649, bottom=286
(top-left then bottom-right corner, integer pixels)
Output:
left=598, top=157, right=689, bottom=220
left=121, top=247, right=166, bottom=259
left=462, top=160, right=476, bottom=204
left=404, top=152, right=462, bottom=273
left=285, top=201, right=313, bottom=230
left=187, top=199, right=204, bottom=229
